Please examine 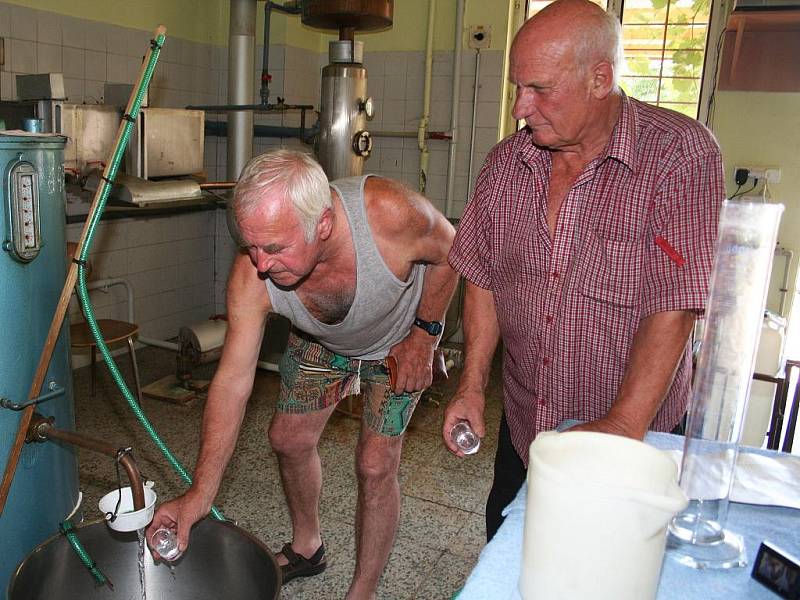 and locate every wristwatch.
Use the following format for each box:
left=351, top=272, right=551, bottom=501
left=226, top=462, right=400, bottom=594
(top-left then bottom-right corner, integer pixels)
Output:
left=413, top=317, right=443, bottom=336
